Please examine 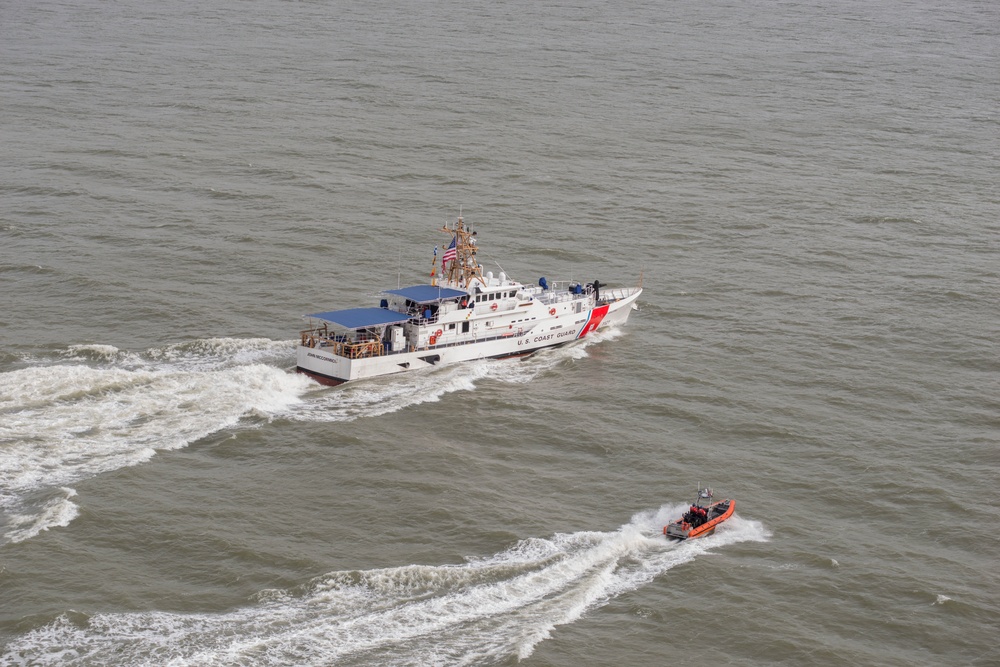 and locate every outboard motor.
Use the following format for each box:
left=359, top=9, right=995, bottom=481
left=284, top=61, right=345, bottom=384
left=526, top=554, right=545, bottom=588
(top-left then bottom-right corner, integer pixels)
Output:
left=539, top=277, right=549, bottom=290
